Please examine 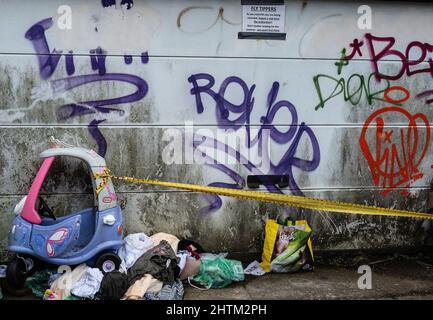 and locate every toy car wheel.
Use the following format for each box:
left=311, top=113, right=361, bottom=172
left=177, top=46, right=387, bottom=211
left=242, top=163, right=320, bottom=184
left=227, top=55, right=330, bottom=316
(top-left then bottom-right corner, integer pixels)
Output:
left=95, top=252, right=121, bottom=274
left=6, top=256, right=33, bottom=289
